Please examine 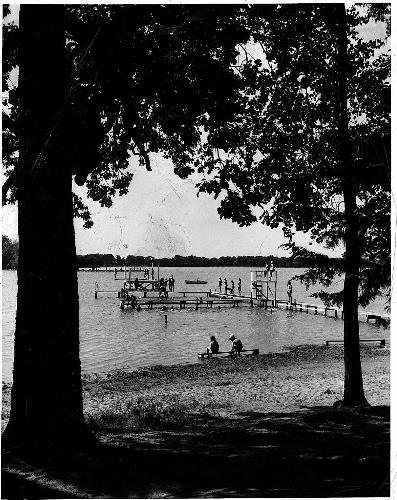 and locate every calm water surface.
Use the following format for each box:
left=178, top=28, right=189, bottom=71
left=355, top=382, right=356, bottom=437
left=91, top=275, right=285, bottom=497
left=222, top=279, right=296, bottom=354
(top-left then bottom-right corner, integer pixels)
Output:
left=2, top=267, right=389, bottom=381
